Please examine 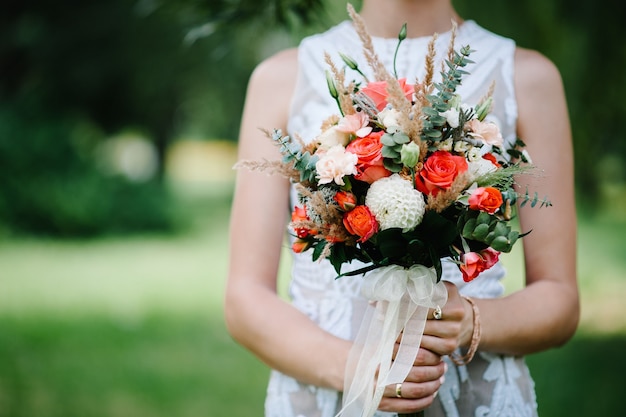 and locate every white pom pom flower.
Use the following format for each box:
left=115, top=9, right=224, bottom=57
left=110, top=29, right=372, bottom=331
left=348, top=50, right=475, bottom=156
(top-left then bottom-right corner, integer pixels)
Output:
left=365, top=174, right=425, bottom=232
